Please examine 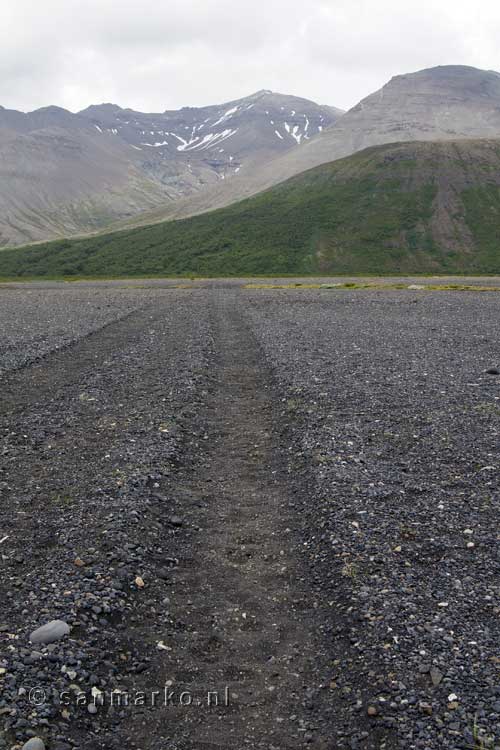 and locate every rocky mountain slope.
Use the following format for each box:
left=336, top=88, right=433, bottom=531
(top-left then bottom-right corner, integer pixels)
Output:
left=0, top=93, right=340, bottom=247
left=125, top=65, right=500, bottom=229
left=2, top=138, right=499, bottom=277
